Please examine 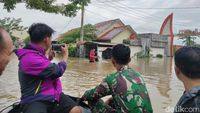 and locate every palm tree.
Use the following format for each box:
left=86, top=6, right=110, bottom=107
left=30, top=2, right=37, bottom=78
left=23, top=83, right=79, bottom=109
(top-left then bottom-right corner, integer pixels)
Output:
left=181, top=36, right=196, bottom=46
